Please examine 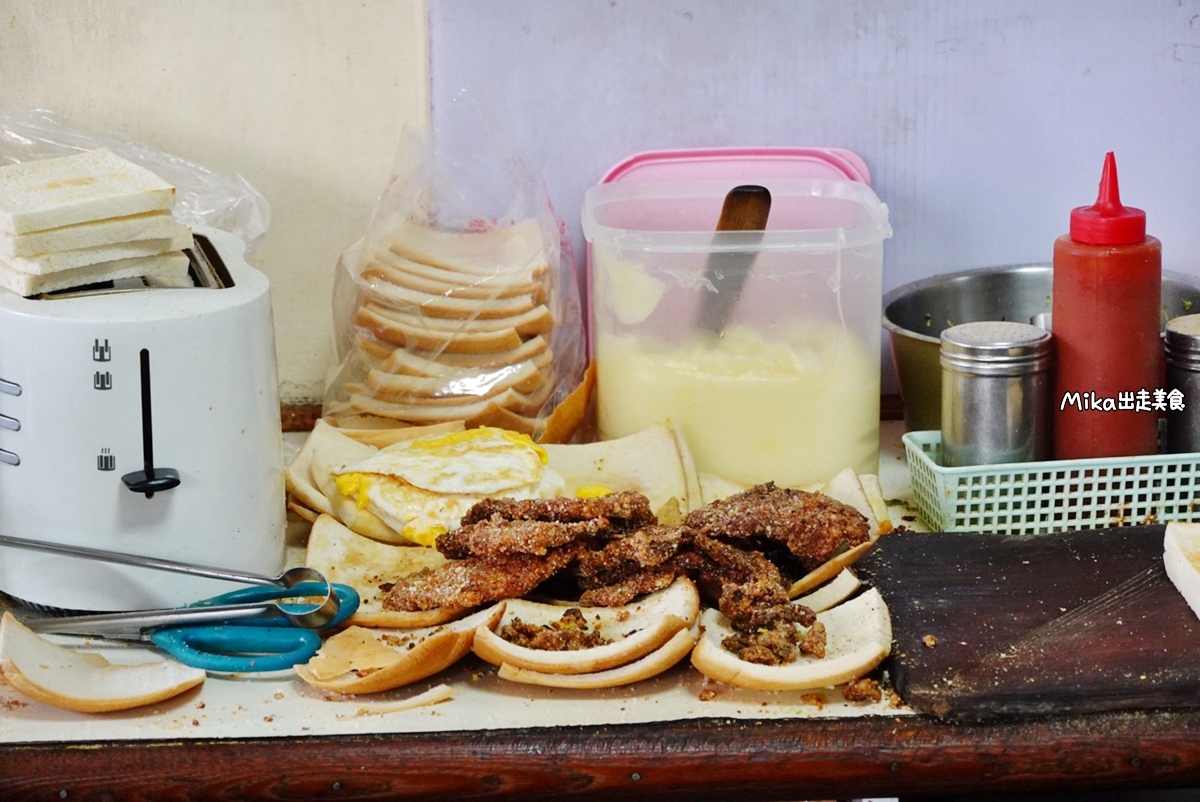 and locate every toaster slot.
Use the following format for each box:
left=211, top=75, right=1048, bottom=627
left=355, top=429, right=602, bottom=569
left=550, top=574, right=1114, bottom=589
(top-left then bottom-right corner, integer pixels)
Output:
left=188, top=233, right=235, bottom=289
left=0, top=448, right=18, bottom=466
left=0, top=414, right=19, bottom=431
